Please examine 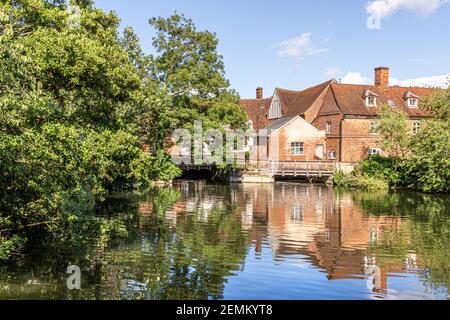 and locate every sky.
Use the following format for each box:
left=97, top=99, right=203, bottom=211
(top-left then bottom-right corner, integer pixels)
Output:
left=95, top=0, right=450, bottom=99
